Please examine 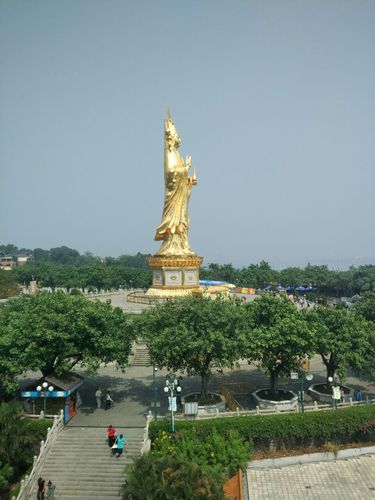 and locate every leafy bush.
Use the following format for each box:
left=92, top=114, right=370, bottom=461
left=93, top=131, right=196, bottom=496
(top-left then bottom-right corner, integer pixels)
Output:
left=0, top=402, right=50, bottom=494
left=123, top=424, right=250, bottom=499
left=0, top=461, right=14, bottom=492
left=150, top=405, right=375, bottom=451
left=122, top=454, right=226, bottom=500
left=152, top=428, right=251, bottom=477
